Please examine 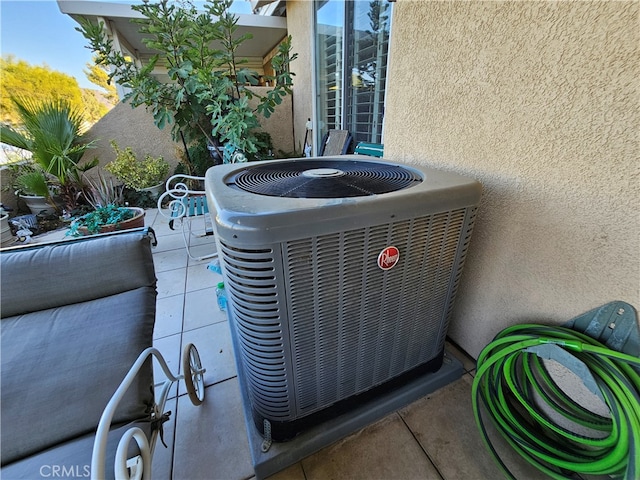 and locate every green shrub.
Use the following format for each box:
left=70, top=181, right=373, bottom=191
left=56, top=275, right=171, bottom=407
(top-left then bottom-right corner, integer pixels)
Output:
left=105, top=141, right=170, bottom=189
